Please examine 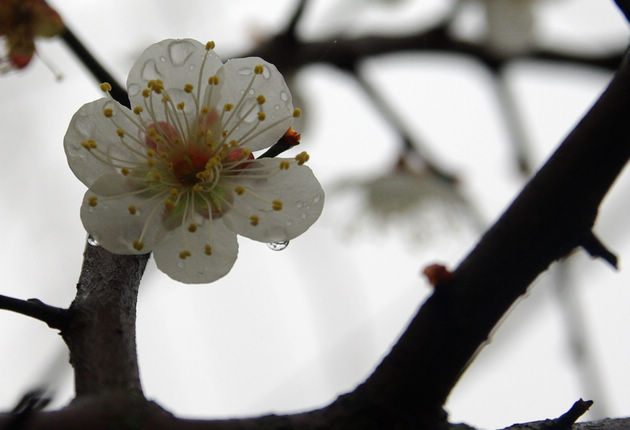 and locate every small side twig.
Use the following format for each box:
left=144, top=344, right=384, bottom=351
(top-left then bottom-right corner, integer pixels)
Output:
left=581, top=231, right=618, bottom=269
left=0, top=295, right=69, bottom=330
